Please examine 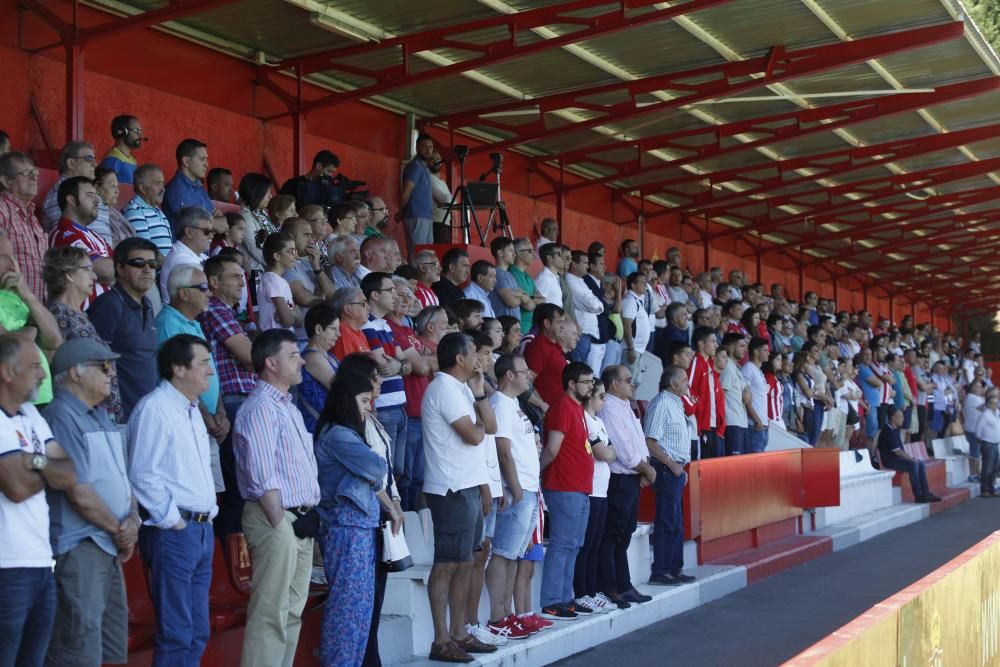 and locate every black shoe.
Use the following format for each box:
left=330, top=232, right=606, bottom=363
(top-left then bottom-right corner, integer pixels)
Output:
left=540, top=604, right=578, bottom=621
left=620, top=587, right=653, bottom=603
left=606, top=593, right=631, bottom=609
left=927, top=493, right=943, bottom=502
left=915, top=495, right=933, bottom=503
left=648, top=574, right=681, bottom=586
left=569, top=599, right=594, bottom=614
left=672, top=573, right=697, bottom=584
